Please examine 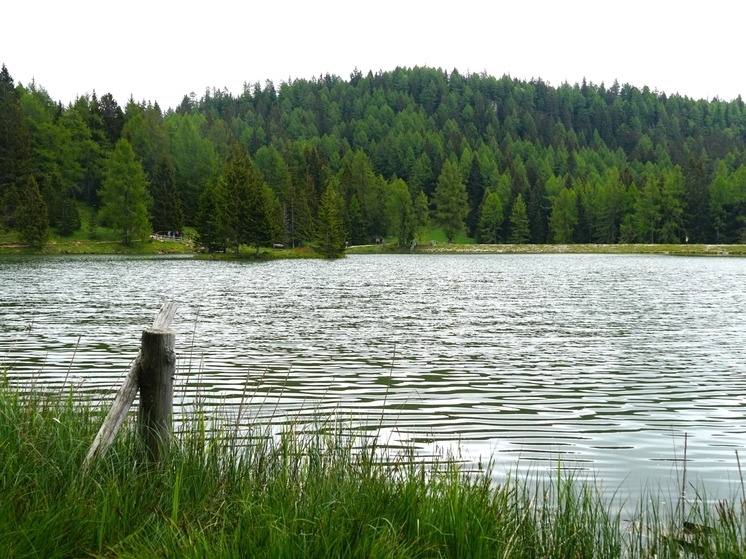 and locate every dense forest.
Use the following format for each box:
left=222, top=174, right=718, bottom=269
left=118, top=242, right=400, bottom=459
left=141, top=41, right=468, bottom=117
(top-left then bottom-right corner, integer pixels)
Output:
left=2, top=63, right=746, bottom=253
